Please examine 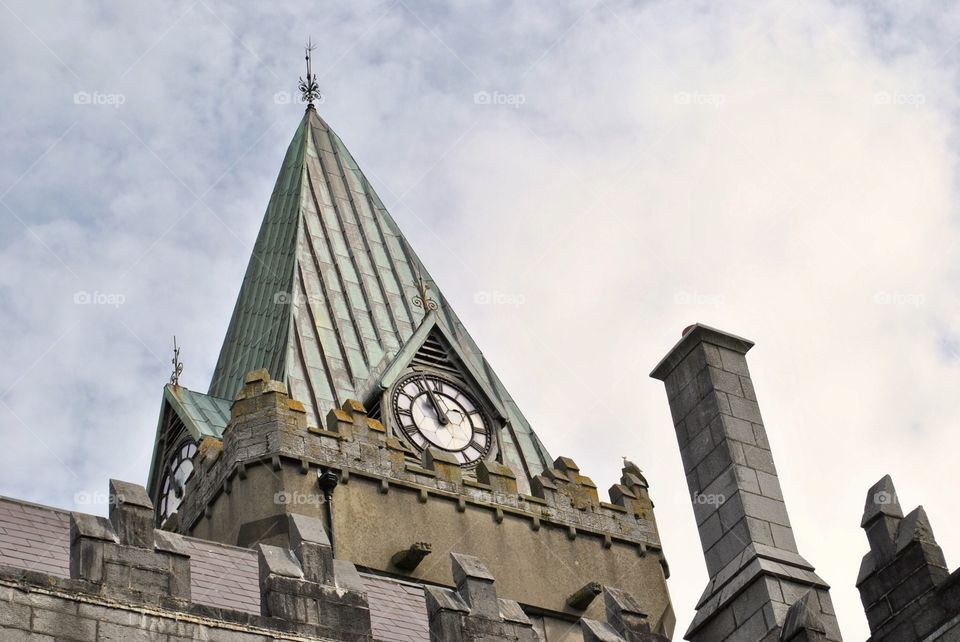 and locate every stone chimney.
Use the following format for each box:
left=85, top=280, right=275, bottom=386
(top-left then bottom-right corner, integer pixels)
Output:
left=651, top=324, right=841, bottom=641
